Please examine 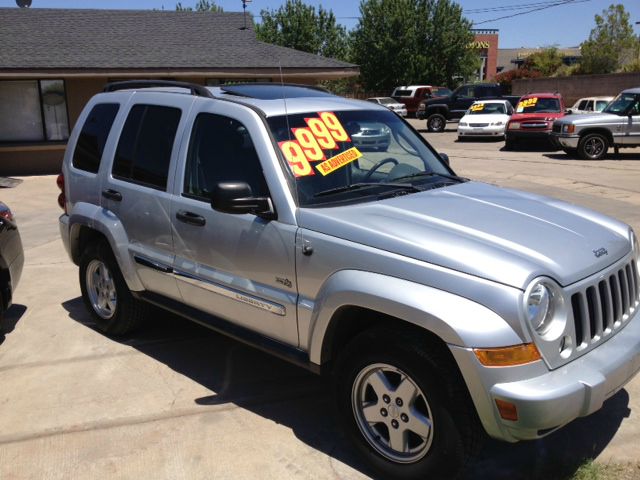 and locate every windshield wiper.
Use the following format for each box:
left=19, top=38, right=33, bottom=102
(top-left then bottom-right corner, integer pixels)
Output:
left=392, top=171, right=468, bottom=183
left=314, top=182, right=421, bottom=198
